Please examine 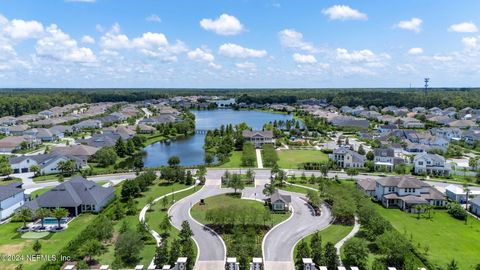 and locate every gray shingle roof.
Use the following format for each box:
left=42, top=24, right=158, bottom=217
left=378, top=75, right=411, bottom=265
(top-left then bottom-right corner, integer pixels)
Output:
left=0, top=183, right=24, bottom=201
